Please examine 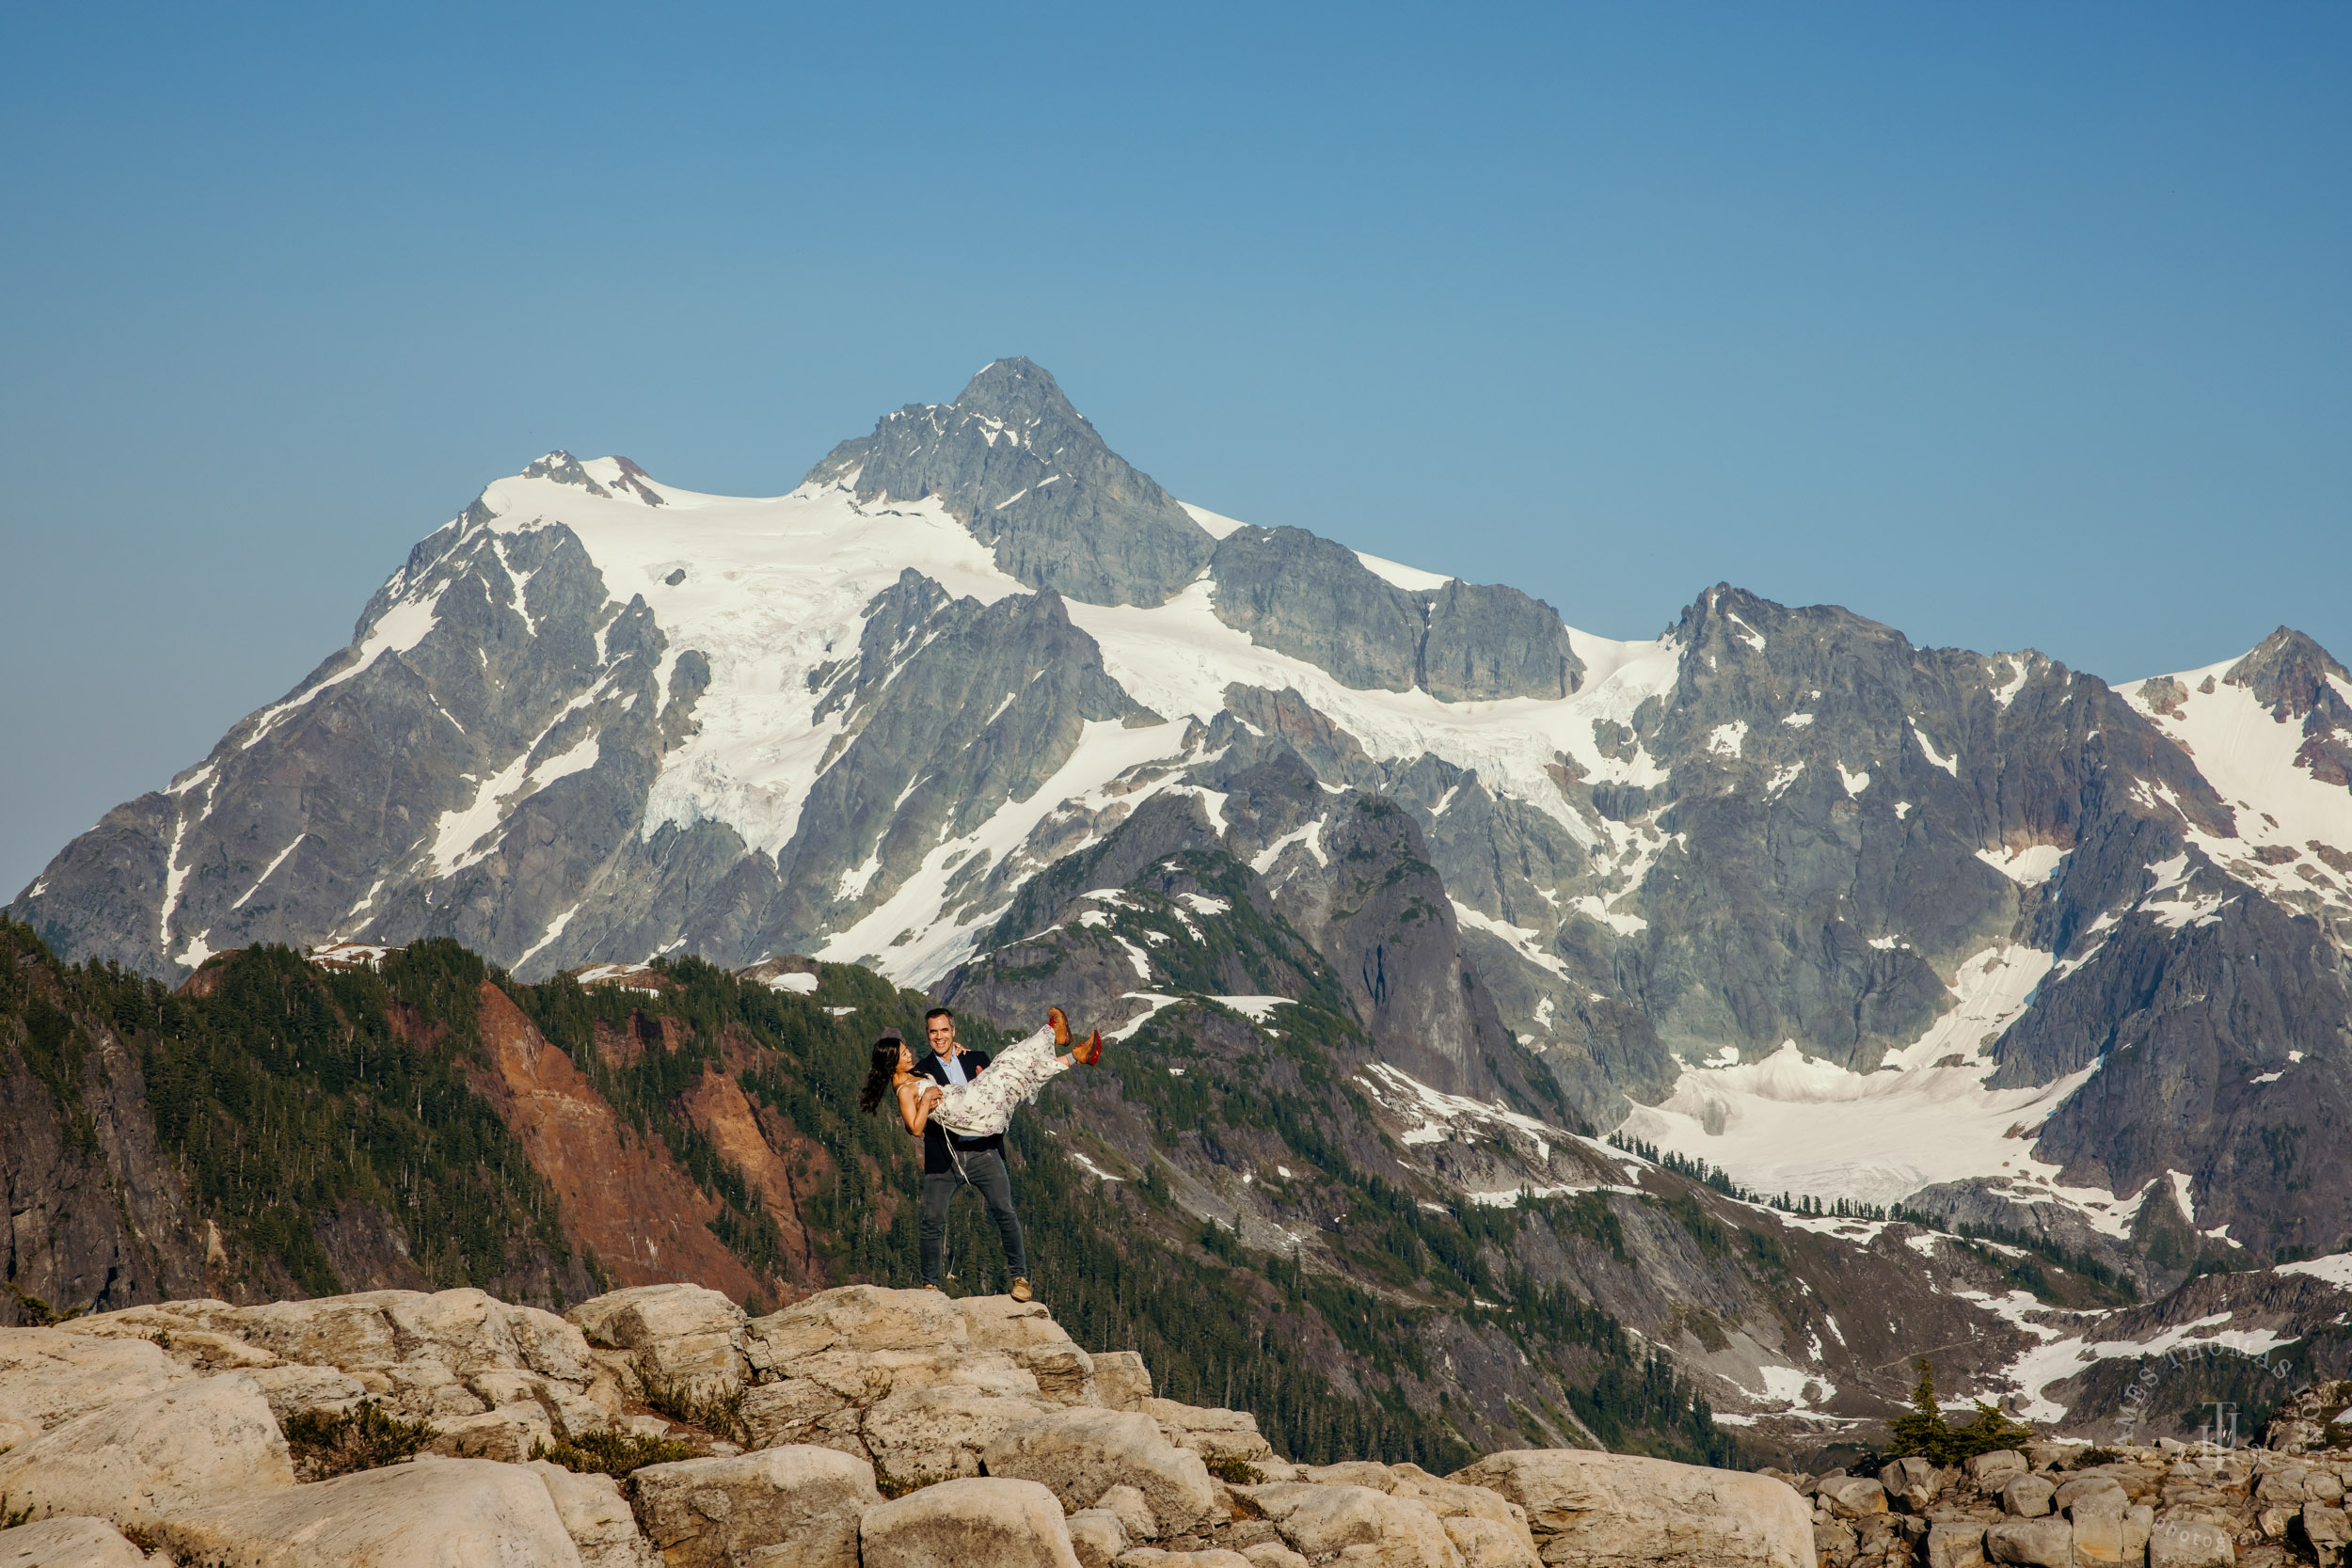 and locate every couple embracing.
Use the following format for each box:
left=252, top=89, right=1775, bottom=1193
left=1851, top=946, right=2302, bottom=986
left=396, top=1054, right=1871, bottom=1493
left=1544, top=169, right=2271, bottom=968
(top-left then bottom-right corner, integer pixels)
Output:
left=857, top=1004, right=1103, bottom=1303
